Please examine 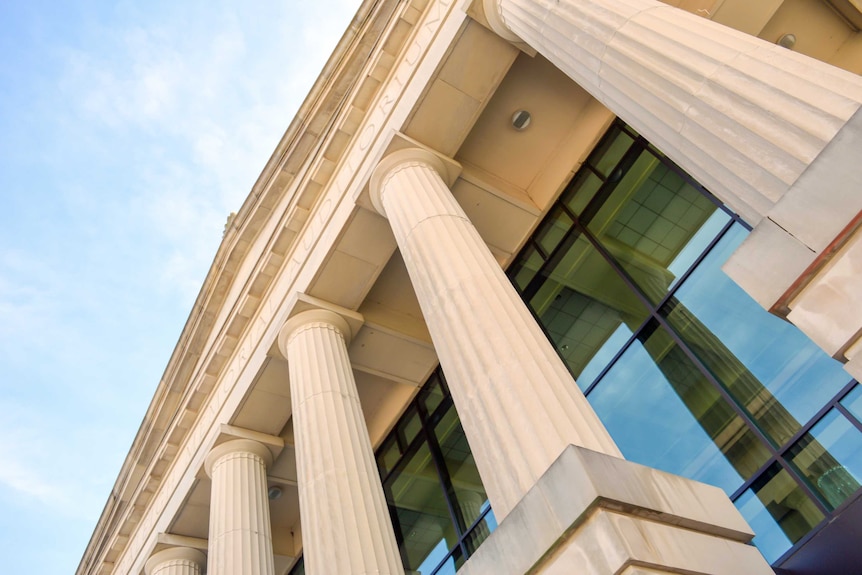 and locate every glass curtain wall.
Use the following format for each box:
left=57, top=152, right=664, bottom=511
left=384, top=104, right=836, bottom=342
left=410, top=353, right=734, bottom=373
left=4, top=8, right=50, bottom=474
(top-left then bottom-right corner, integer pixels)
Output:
left=376, top=370, right=497, bottom=574
left=507, top=121, right=862, bottom=564
left=290, top=121, right=862, bottom=574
